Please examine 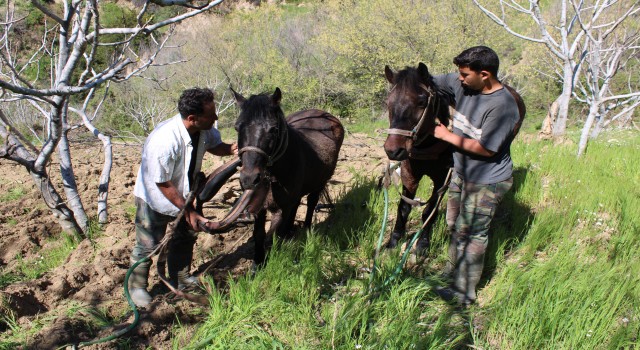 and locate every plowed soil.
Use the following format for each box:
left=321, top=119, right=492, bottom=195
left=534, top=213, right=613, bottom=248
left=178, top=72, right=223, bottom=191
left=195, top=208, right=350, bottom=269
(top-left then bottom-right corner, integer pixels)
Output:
left=0, top=131, right=388, bottom=349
